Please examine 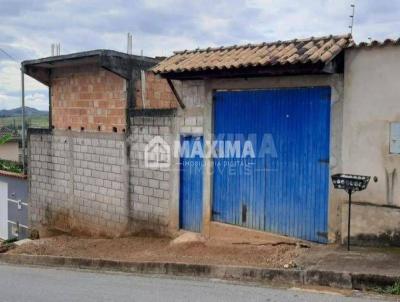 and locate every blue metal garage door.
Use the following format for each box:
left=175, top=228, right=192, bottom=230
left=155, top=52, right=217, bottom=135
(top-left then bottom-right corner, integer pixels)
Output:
left=212, top=87, right=331, bottom=243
